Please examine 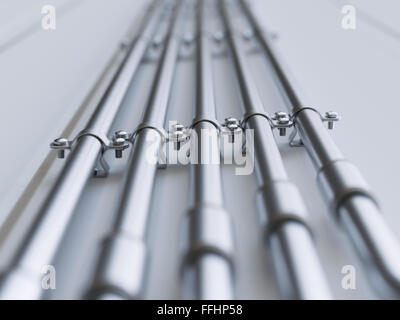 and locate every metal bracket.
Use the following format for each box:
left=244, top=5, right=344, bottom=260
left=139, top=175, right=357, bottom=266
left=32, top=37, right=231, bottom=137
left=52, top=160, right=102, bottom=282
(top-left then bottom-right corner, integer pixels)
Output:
left=241, top=111, right=294, bottom=136
left=271, top=111, right=294, bottom=136
left=289, top=107, right=341, bottom=147
left=50, top=108, right=339, bottom=175
left=221, top=117, right=242, bottom=143
left=288, top=126, right=304, bottom=147
left=178, top=33, right=197, bottom=60
left=168, top=123, right=191, bottom=151
left=50, top=129, right=130, bottom=177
